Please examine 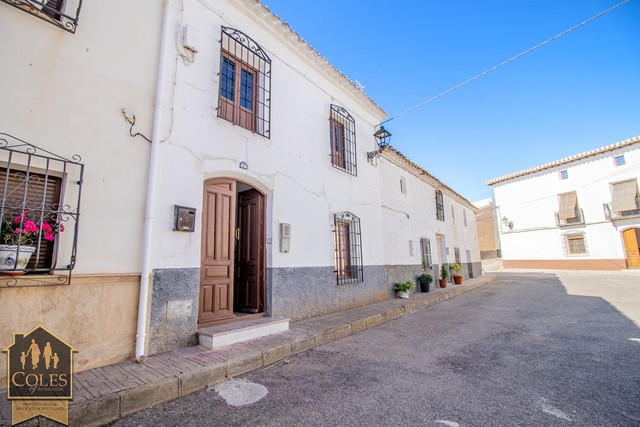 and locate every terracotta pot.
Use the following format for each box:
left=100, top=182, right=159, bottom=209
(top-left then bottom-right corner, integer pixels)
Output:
left=439, top=279, right=448, bottom=288
left=453, top=275, right=463, bottom=285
